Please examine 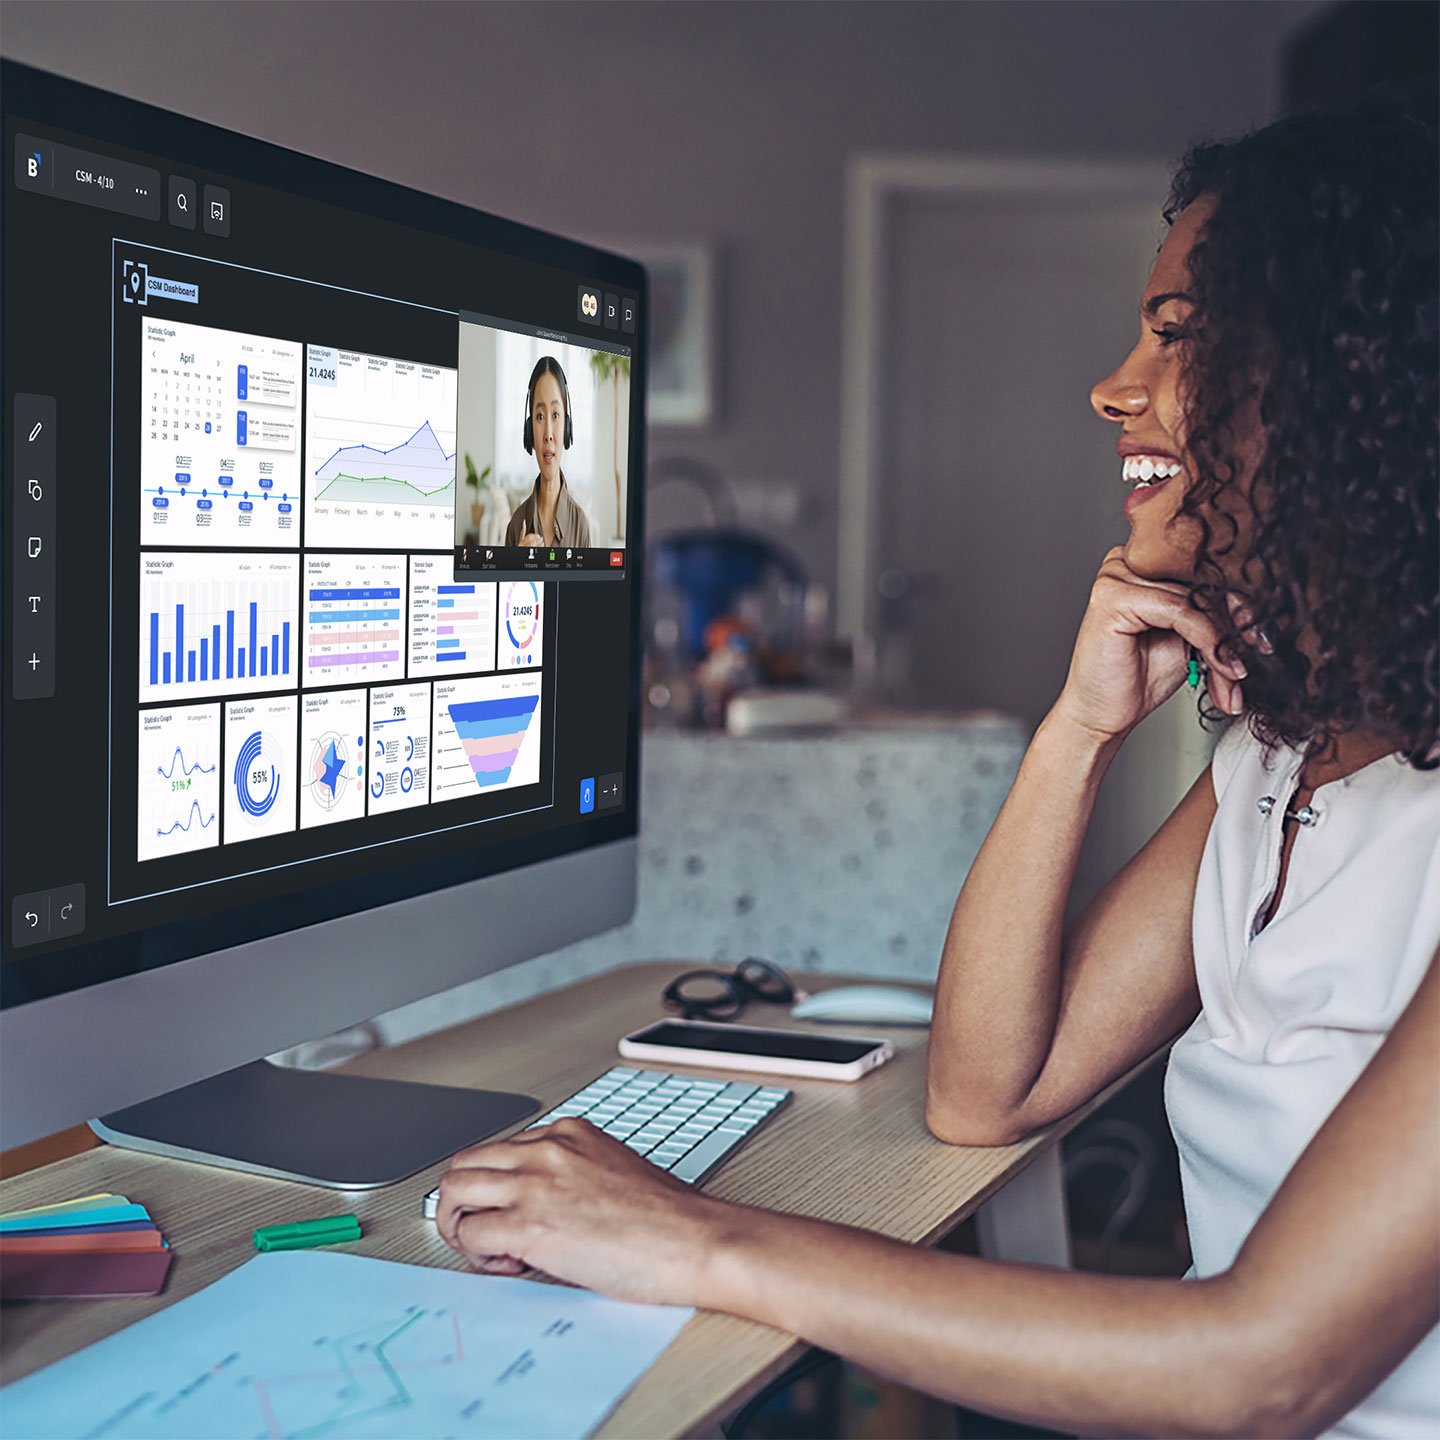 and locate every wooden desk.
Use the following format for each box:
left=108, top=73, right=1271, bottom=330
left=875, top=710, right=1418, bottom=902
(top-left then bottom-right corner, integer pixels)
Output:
left=0, top=962, right=1153, bottom=1437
